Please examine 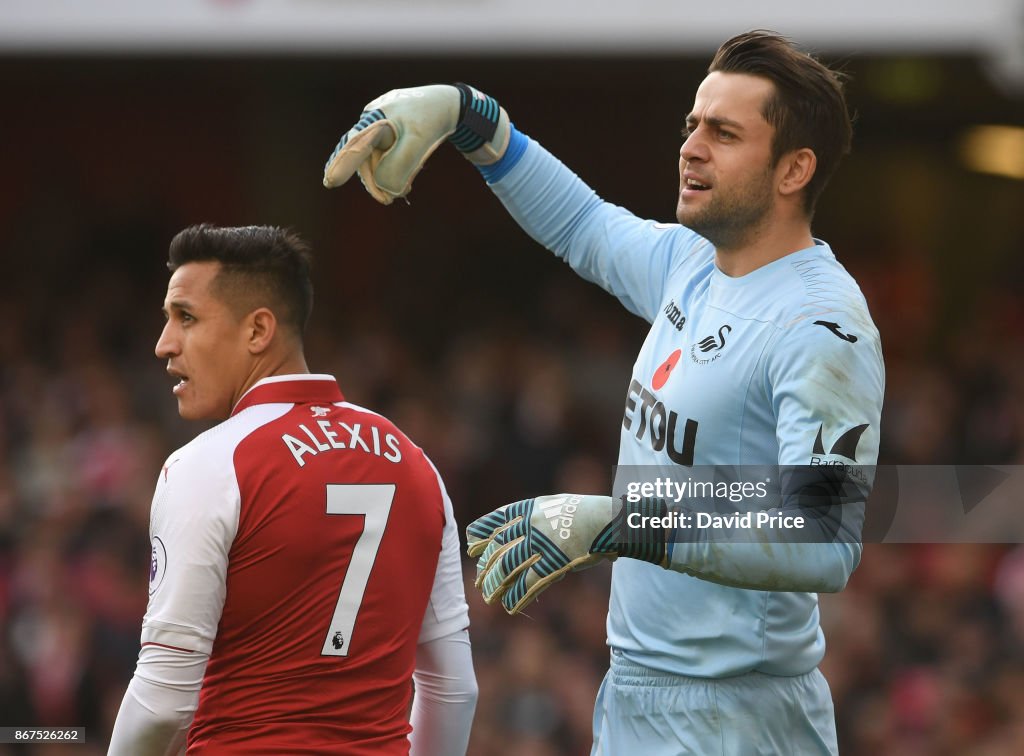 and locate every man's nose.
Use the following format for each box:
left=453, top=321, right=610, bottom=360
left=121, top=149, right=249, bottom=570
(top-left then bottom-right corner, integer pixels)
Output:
left=155, top=322, right=179, bottom=359
left=680, top=129, right=708, bottom=164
